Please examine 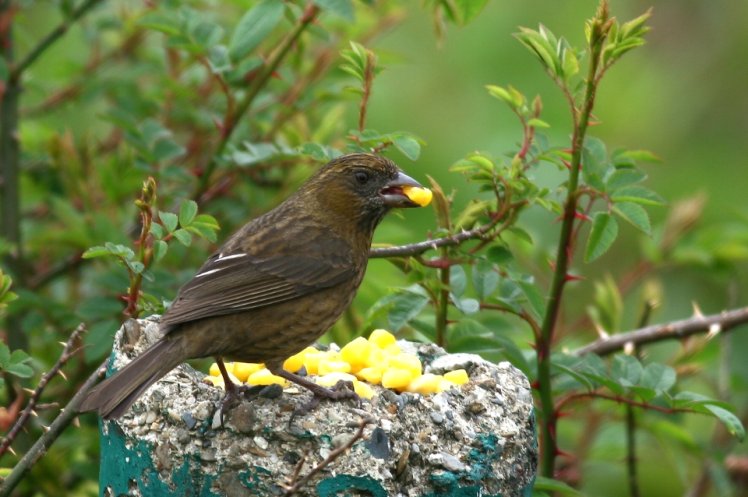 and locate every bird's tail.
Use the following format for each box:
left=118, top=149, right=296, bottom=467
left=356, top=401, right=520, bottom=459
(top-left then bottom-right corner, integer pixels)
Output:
left=80, top=338, right=182, bottom=420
